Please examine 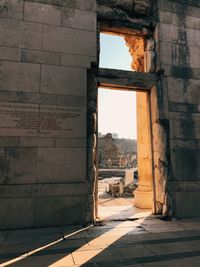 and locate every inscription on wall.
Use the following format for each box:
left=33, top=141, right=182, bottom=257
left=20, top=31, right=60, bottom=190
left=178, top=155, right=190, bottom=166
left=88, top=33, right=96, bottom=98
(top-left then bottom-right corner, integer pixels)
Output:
left=0, top=102, right=86, bottom=137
